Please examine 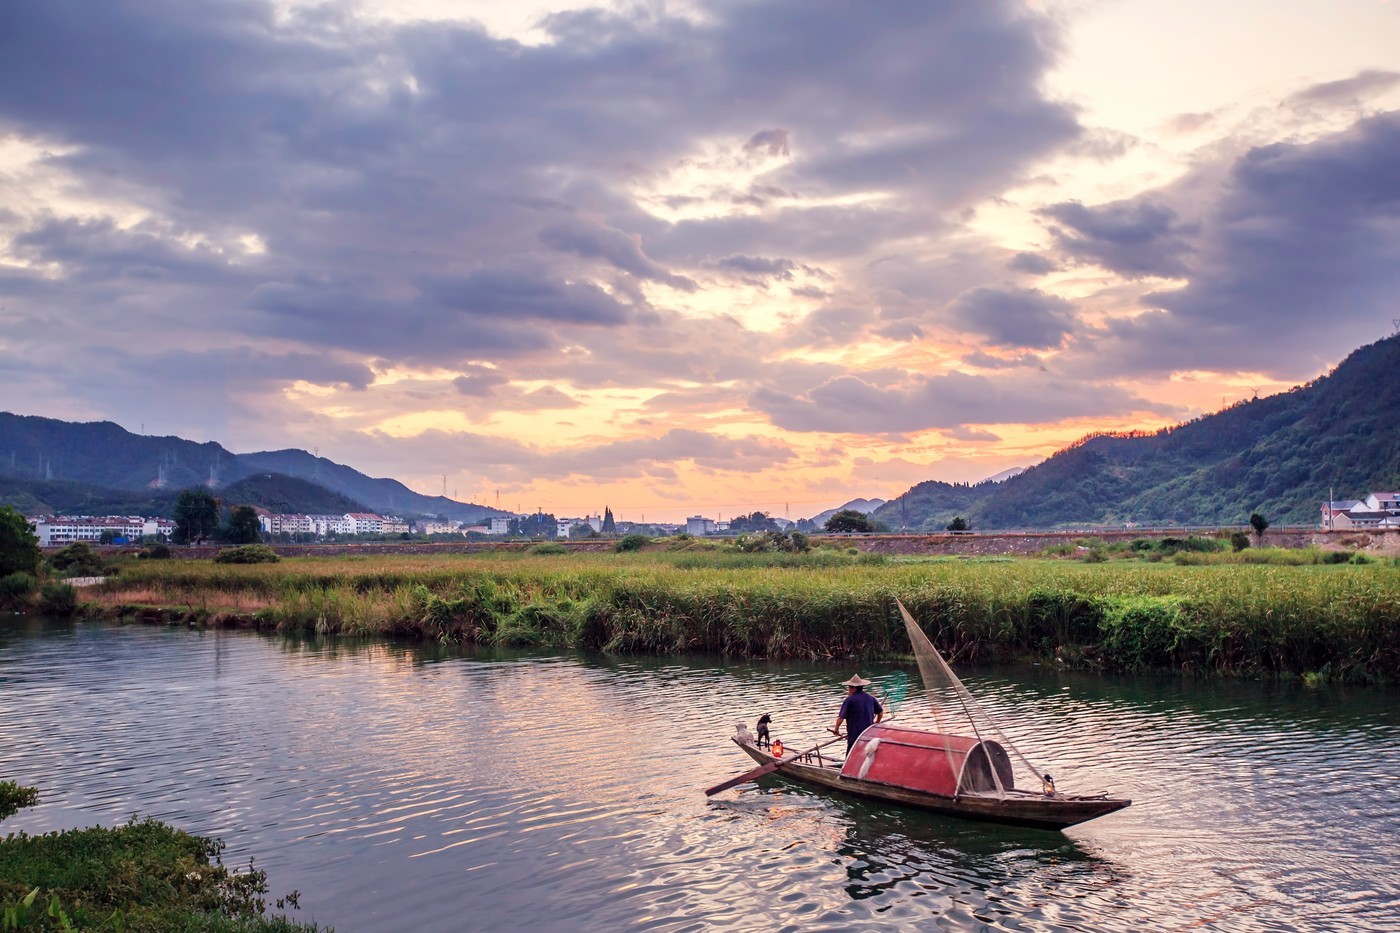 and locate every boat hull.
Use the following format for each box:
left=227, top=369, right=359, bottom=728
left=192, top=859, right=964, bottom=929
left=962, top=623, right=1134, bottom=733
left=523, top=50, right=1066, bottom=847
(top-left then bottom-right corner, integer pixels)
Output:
left=733, top=739, right=1129, bottom=831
